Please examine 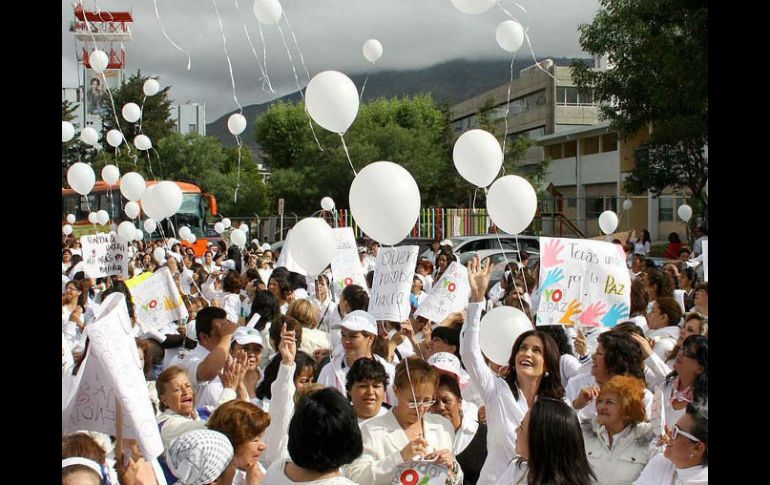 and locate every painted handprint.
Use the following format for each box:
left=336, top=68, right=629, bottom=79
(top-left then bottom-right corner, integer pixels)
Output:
left=539, top=268, right=565, bottom=293
left=542, top=239, right=565, bottom=268
left=559, top=299, right=582, bottom=326
left=601, top=302, right=630, bottom=328
left=579, top=301, right=608, bottom=327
